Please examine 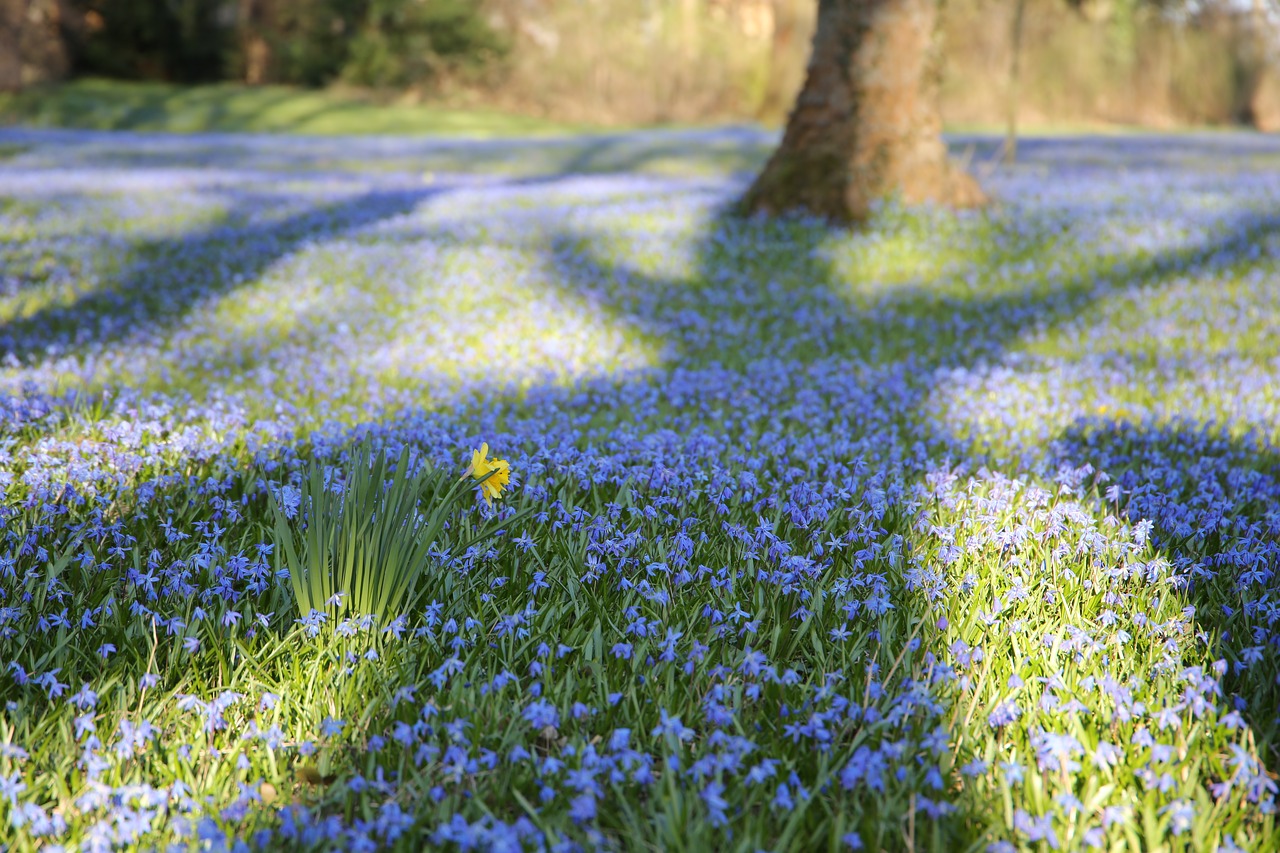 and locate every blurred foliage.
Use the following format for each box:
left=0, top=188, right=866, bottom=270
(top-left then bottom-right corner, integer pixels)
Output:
left=68, top=0, right=229, bottom=83
left=64, top=0, right=507, bottom=89
left=24, top=0, right=1277, bottom=130
left=343, top=0, right=508, bottom=88
left=256, top=0, right=368, bottom=88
